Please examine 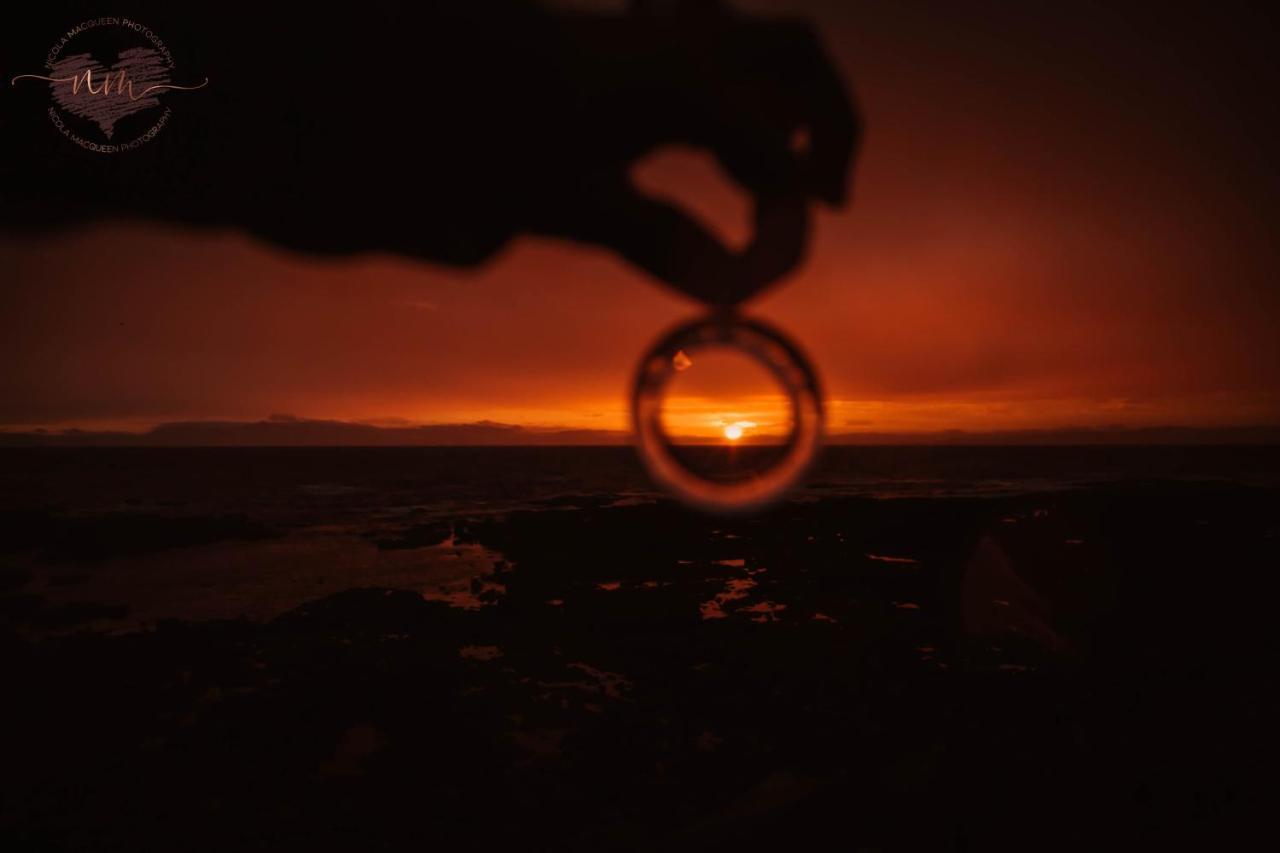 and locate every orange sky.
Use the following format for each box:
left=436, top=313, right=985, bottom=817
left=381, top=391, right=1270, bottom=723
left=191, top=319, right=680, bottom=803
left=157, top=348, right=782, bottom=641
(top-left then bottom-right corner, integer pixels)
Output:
left=3, top=1, right=1278, bottom=436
